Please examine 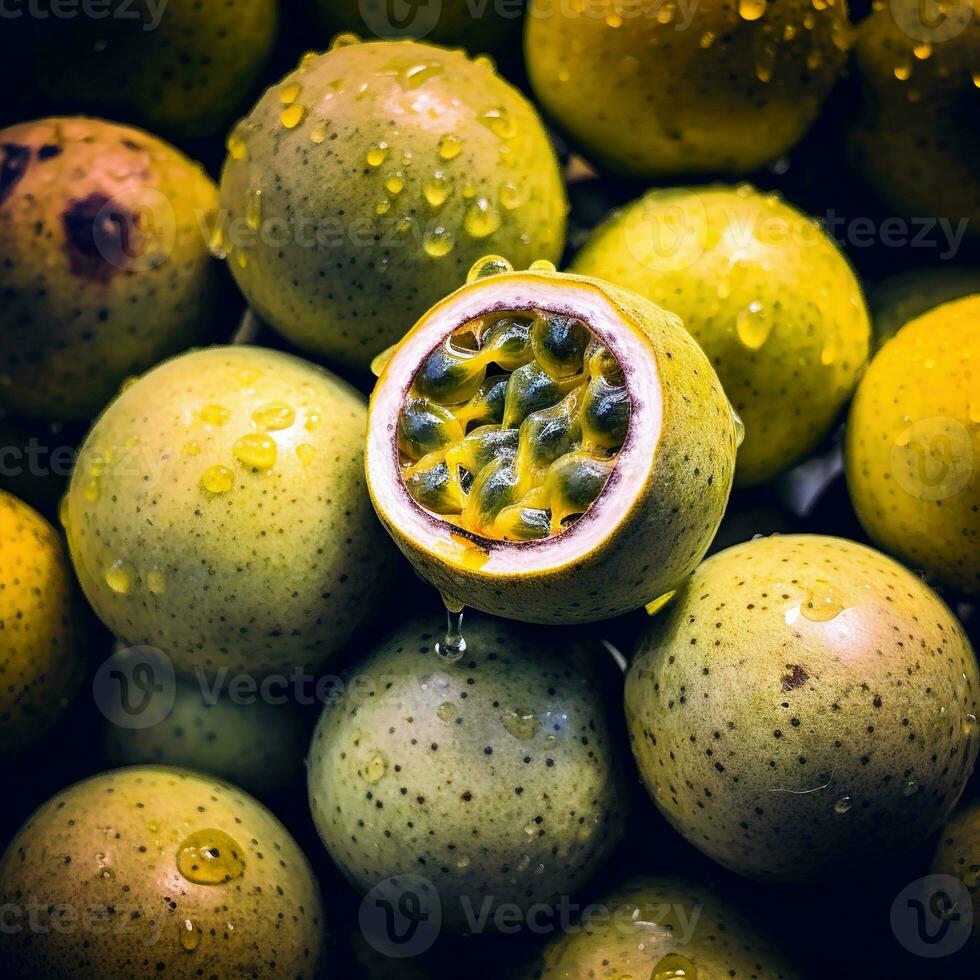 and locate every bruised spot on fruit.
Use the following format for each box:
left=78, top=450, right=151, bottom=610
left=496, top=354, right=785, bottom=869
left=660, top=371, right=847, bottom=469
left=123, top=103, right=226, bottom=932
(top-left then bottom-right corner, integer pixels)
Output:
left=37, top=144, right=62, bottom=161
left=781, top=664, right=810, bottom=692
left=62, top=193, right=134, bottom=282
left=0, top=143, right=30, bottom=205
left=398, top=308, right=630, bottom=541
